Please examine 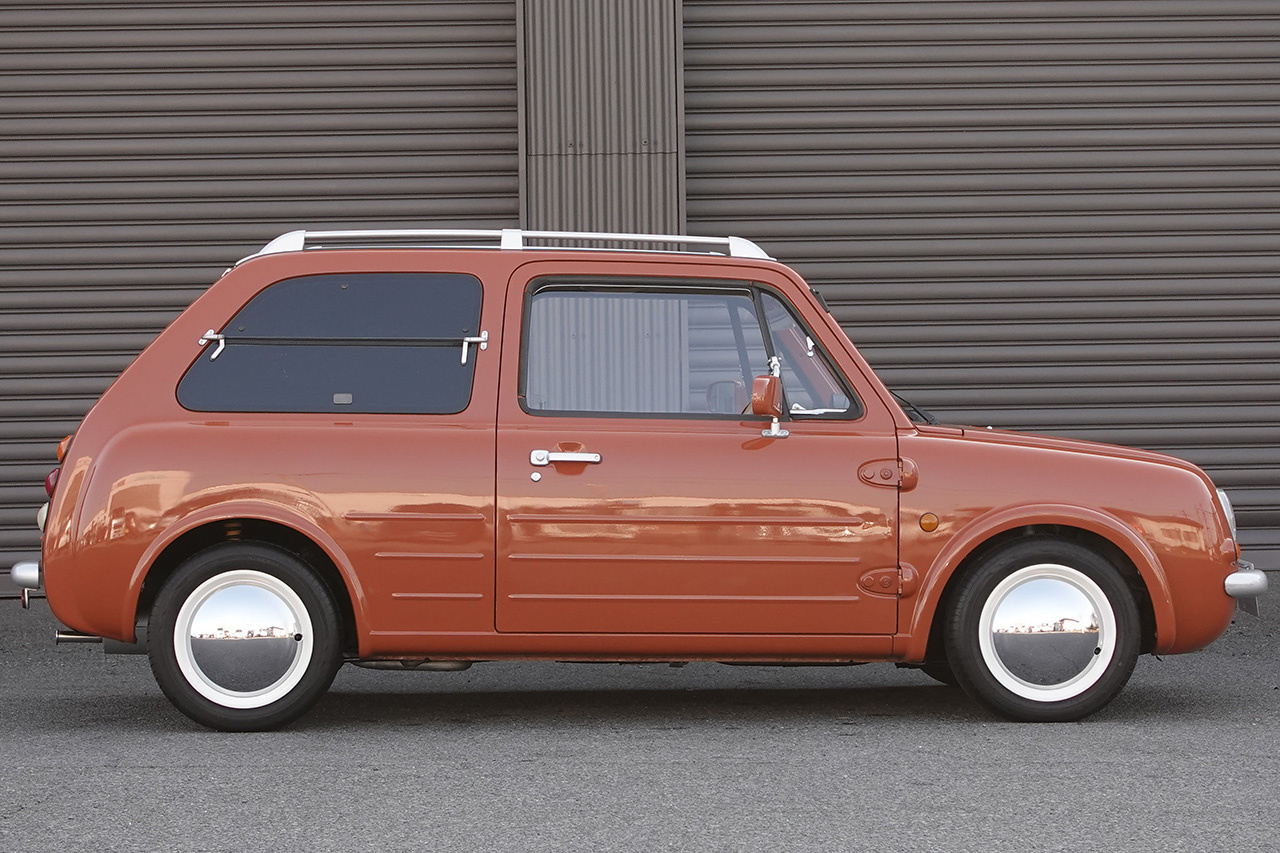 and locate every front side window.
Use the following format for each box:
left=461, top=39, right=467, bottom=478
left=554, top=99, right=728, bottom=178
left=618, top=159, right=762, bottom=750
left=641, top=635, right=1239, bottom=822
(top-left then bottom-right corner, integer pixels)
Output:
left=761, top=292, right=861, bottom=418
left=178, top=273, right=483, bottom=414
left=524, top=287, right=768, bottom=416
left=522, top=282, right=860, bottom=419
